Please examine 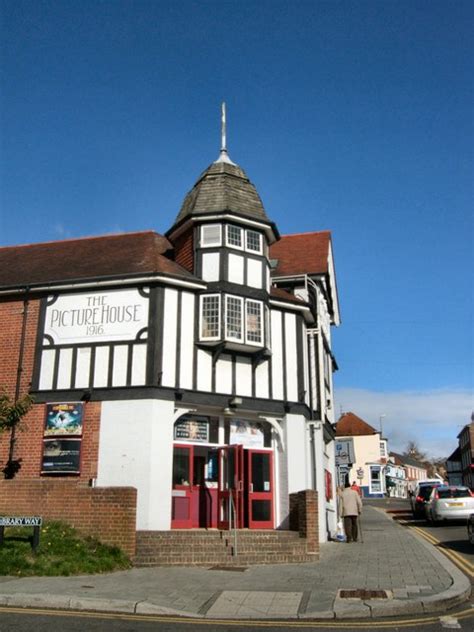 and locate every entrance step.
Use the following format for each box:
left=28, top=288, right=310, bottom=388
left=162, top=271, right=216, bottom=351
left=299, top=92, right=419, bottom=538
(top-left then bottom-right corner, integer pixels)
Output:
left=134, top=529, right=317, bottom=567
